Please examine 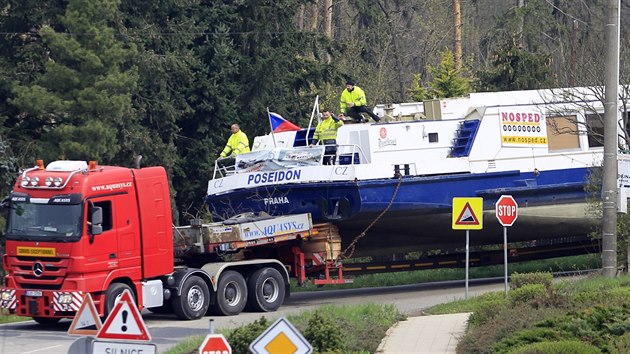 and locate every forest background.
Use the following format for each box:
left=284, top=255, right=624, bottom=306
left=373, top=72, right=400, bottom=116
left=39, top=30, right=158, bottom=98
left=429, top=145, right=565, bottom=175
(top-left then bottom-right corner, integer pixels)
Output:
left=1, top=0, right=629, bottom=223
